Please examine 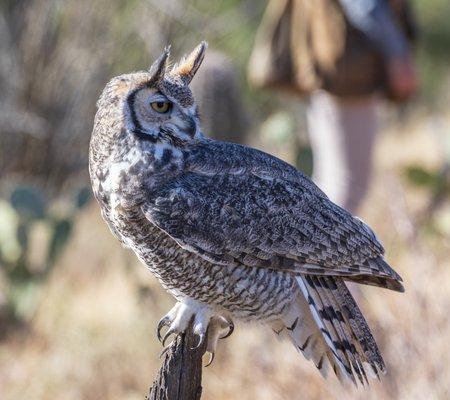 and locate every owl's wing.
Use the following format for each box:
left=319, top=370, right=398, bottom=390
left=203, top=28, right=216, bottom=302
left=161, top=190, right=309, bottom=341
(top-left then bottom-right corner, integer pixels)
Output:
left=142, top=141, right=403, bottom=291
